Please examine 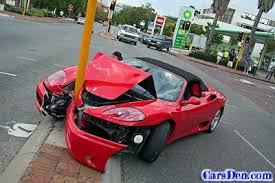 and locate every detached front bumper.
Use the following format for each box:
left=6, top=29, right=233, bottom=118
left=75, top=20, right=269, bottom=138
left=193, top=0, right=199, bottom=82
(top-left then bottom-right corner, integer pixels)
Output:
left=120, top=35, right=138, bottom=43
left=35, top=80, right=47, bottom=114
left=65, top=101, right=127, bottom=172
